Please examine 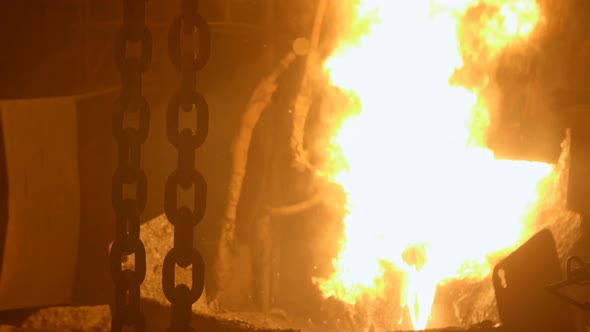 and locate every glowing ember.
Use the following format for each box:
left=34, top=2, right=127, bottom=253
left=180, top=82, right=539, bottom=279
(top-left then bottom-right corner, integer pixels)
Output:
left=315, top=0, right=555, bottom=330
